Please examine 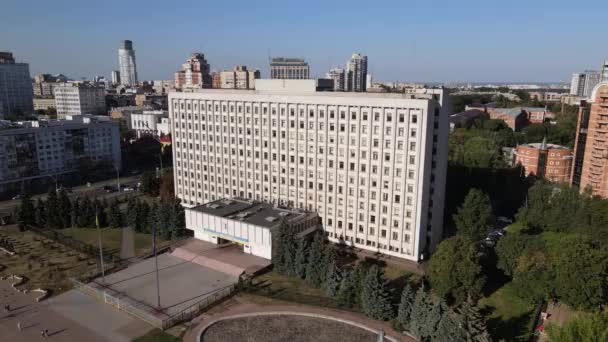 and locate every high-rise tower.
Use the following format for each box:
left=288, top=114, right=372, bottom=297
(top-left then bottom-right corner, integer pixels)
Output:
left=118, top=40, right=138, bottom=86
left=346, top=53, right=368, bottom=92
